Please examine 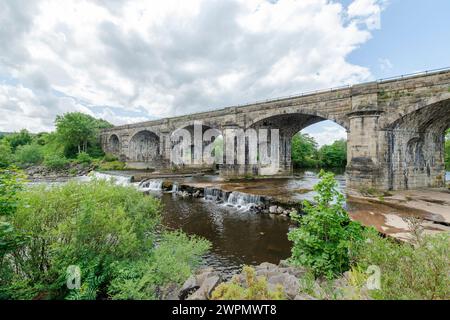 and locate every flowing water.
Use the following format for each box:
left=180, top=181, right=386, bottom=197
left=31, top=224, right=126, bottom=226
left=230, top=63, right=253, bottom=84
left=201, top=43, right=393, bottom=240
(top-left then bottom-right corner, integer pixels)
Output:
left=30, top=170, right=450, bottom=276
